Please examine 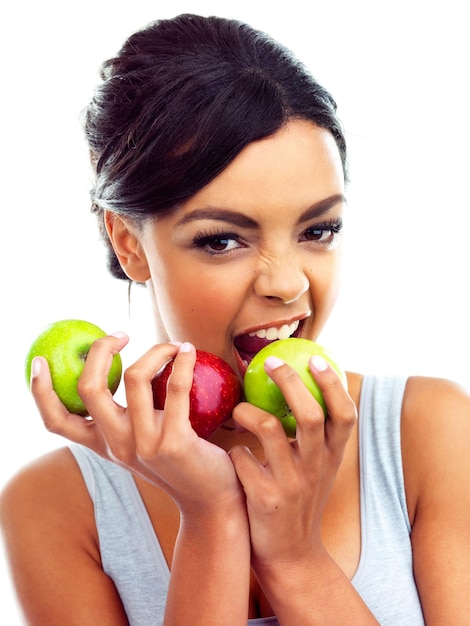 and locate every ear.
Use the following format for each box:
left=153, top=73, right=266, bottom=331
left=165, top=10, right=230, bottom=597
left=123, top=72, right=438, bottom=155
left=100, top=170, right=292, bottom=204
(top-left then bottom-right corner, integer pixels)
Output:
left=104, top=211, right=151, bottom=282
